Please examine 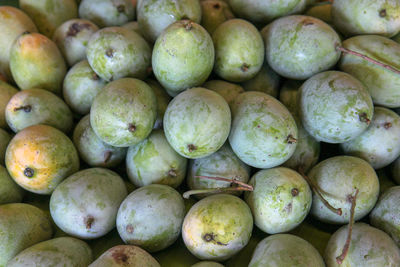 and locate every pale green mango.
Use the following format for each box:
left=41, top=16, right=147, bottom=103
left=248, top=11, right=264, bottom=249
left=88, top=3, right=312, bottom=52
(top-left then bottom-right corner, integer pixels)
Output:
left=201, top=0, right=234, bottom=34
left=122, top=21, right=143, bottom=36
left=0, top=165, right=24, bottom=204
left=146, top=79, right=171, bottom=129
left=0, top=81, right=18, bottom=129
left=241, top=62, right=281, bottom=98
left=305, top=2, right=333, bottom=24
left=203, top=80, right=244, bottom=110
